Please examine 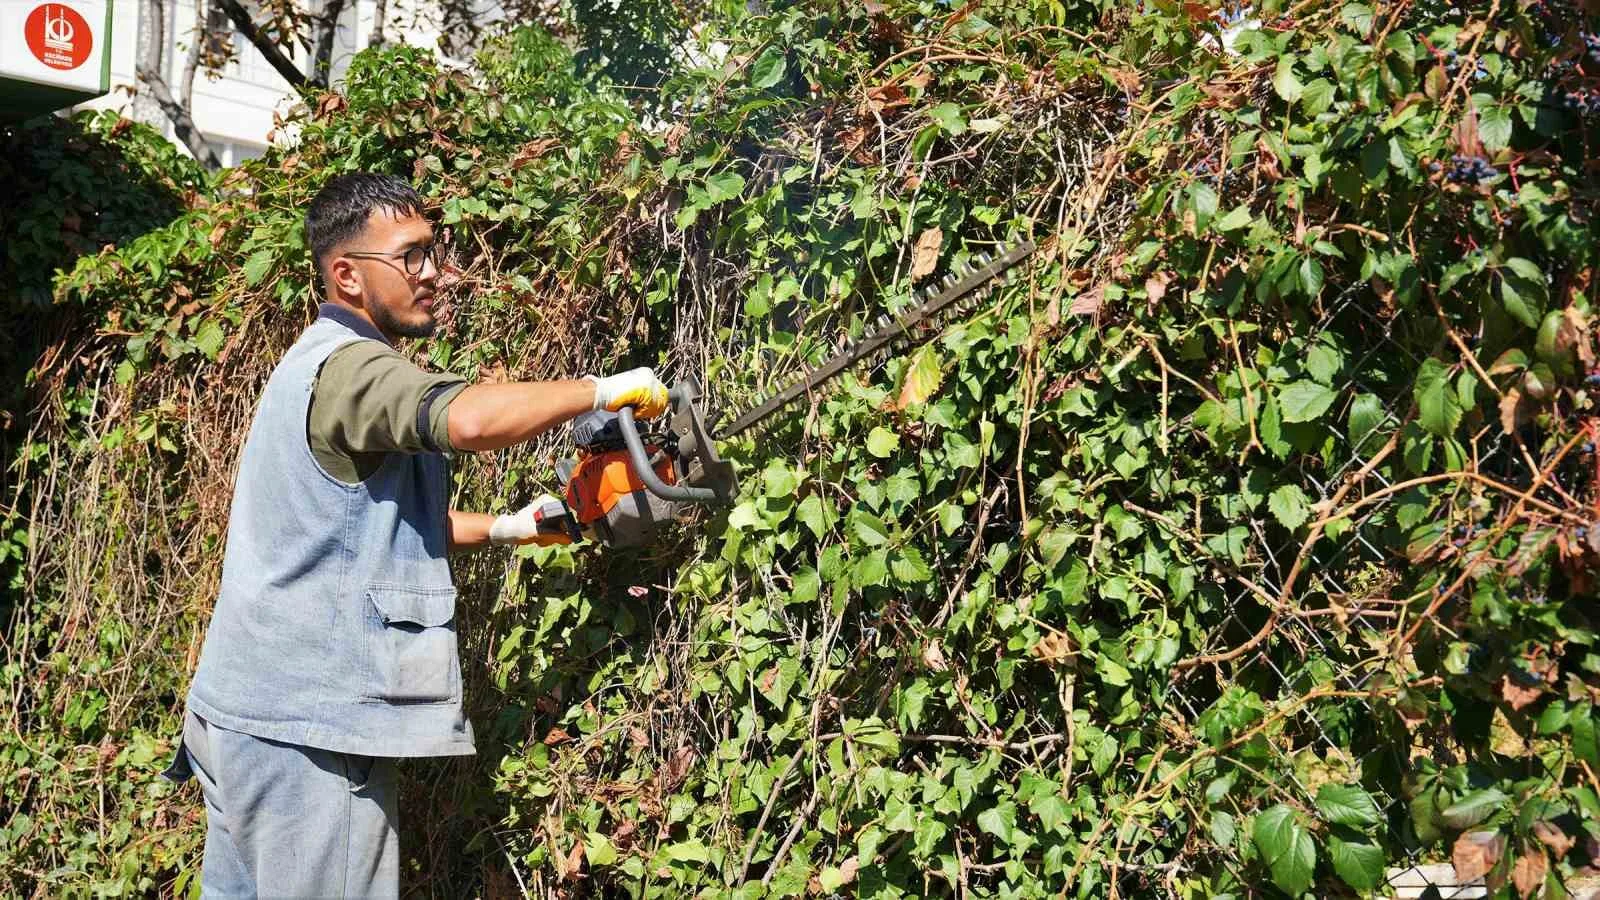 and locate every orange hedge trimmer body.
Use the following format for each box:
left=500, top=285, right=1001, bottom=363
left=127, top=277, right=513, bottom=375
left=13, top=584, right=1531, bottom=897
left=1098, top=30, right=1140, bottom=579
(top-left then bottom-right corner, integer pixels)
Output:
left=527, top=242, right=1036, bottom=548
